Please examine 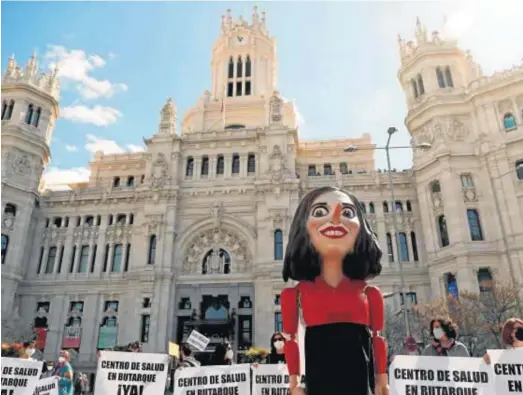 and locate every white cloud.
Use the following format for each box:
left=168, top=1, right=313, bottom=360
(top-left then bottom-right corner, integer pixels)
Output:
left=84, top=134, right=145, bottom=155
left=65, top=144, right=78, bottom=152
left=44, top=45, right=127, bottom=100
left=61, top=105, right=122, bottom=126
left=43, top=166, right=91, bottom=190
